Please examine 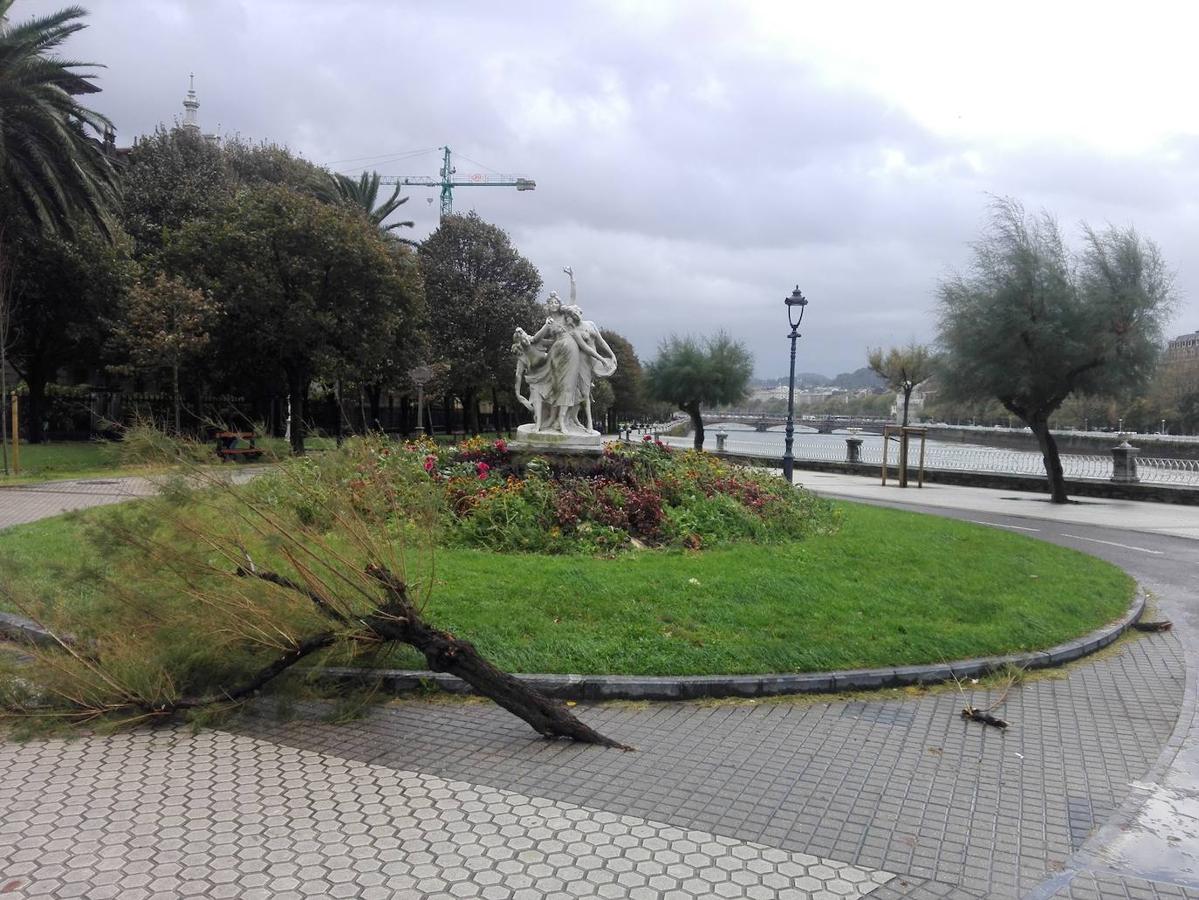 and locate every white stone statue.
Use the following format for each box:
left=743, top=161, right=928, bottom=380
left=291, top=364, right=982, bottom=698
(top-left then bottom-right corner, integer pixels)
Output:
left=512, top=267, right=617, bottom=447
